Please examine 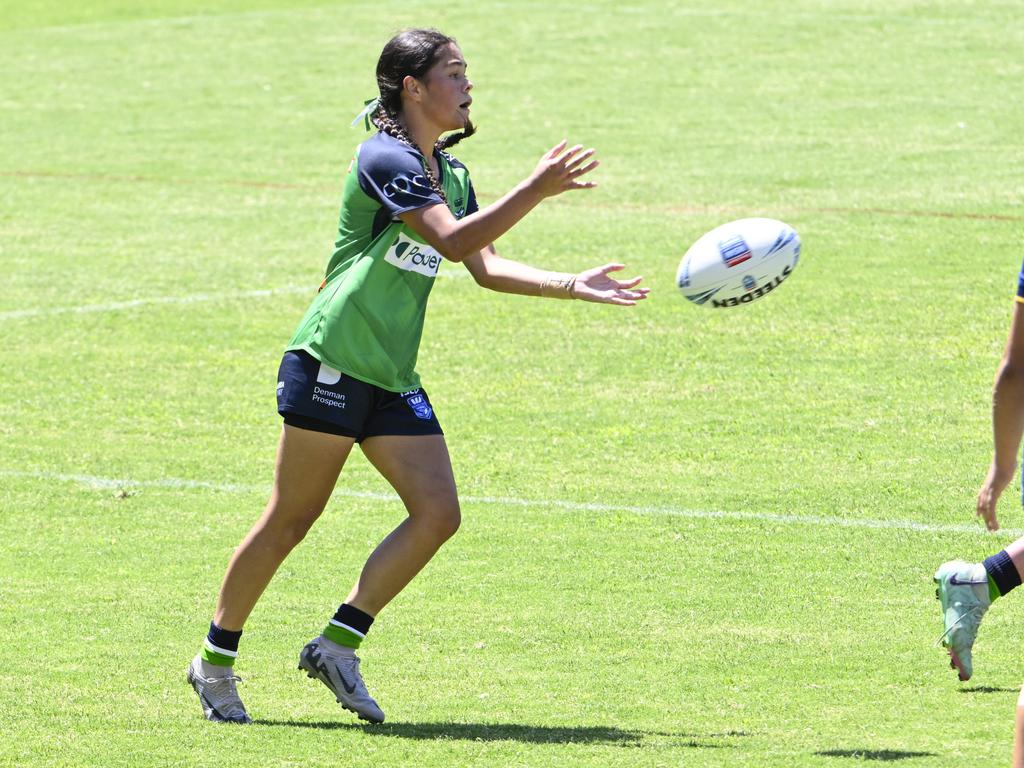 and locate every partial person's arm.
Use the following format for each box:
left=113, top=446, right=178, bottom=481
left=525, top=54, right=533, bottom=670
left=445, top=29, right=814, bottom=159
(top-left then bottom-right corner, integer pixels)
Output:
left=977, top=300, right=1024, bottom=531
left=399, top=141, right=597, bottom=263
left=461, top=244, right=649, bottom=306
